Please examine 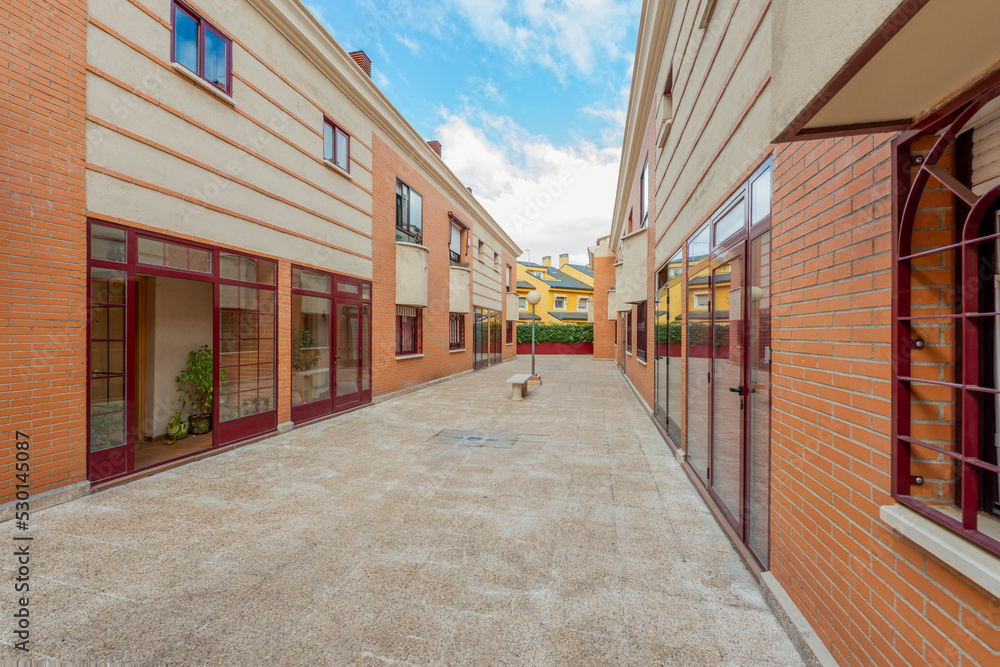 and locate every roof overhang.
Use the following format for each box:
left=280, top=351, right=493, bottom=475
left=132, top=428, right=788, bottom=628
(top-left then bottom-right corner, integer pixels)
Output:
left=774, top=0, right=1000, bottom=142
